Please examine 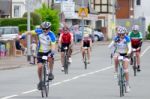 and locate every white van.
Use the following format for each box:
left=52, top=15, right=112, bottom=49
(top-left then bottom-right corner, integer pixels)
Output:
left=0, top=26, right=19, bottom=39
